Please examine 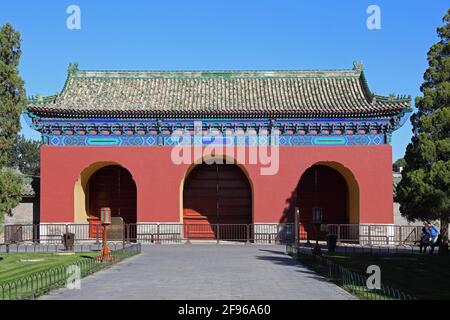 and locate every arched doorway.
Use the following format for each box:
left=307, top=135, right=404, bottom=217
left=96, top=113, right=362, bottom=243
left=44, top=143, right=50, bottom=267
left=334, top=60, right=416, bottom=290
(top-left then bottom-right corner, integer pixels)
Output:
left=183, top=163, right=252, bottom=239
left=297, top=165, right=349, bottom=239
left=88, top=165, right=137, bottom=239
